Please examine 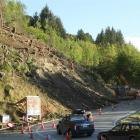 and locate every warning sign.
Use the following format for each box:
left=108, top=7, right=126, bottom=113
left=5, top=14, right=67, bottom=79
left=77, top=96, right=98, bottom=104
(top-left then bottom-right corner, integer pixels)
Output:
left=26, top=96, right=41, bottom=116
